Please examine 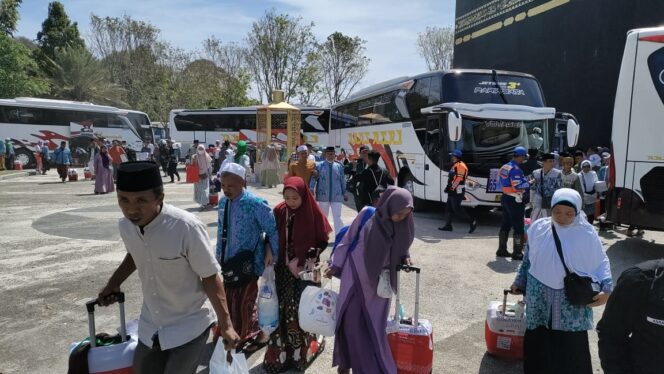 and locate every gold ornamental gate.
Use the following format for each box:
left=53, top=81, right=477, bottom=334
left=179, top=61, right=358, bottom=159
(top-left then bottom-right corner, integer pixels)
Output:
left=256, top=90, right=301, bottom=161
